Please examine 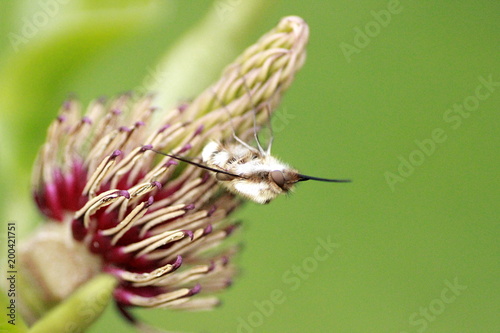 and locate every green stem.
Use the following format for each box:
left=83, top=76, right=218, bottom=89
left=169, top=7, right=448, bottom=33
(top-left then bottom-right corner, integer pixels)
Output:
left=28, top=274, right=117, bottom=333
